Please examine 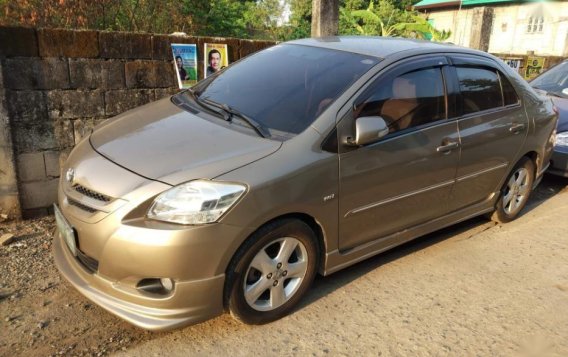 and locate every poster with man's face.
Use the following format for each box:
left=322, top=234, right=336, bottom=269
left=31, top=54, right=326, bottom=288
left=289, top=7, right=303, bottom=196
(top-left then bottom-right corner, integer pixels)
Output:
left=204, top=43, right=229, bottom=78
left=171, top=43, right=198, bottom=89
